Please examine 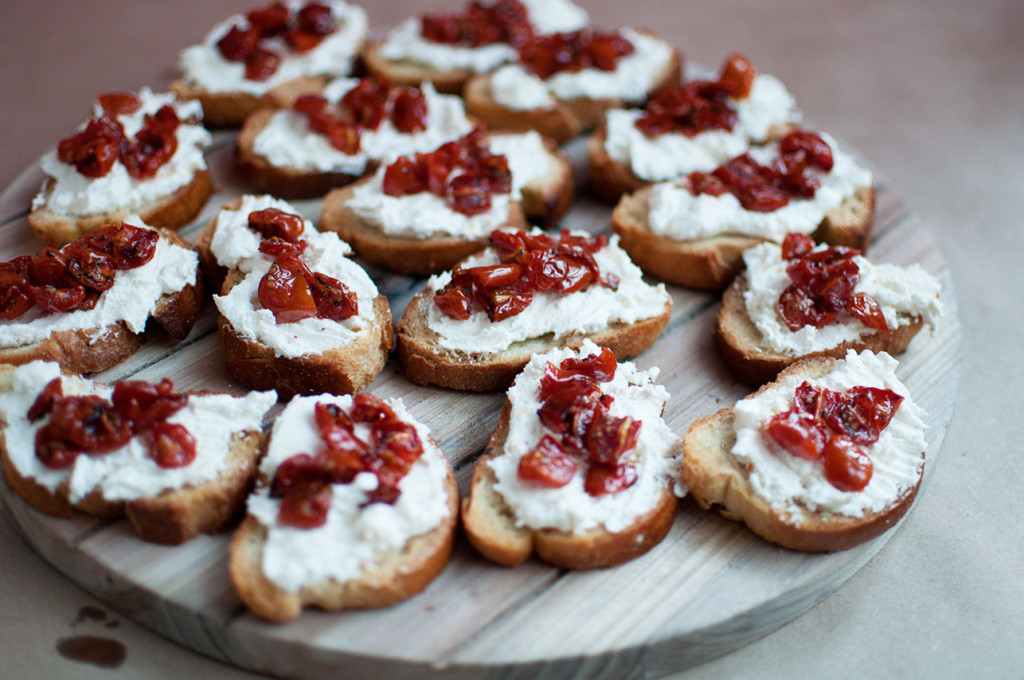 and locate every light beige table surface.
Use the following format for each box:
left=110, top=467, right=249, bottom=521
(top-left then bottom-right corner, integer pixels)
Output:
left=0, top=1, right=1020, bottom=678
